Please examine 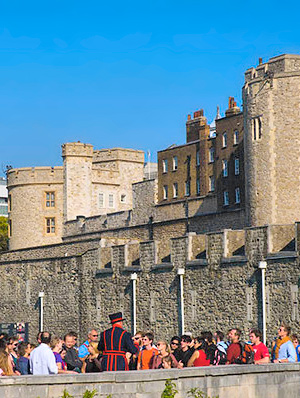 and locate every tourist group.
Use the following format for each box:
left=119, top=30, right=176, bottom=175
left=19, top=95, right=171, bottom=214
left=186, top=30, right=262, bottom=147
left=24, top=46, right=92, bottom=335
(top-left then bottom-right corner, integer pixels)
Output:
left=0, top=312, right=298, bottom=376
